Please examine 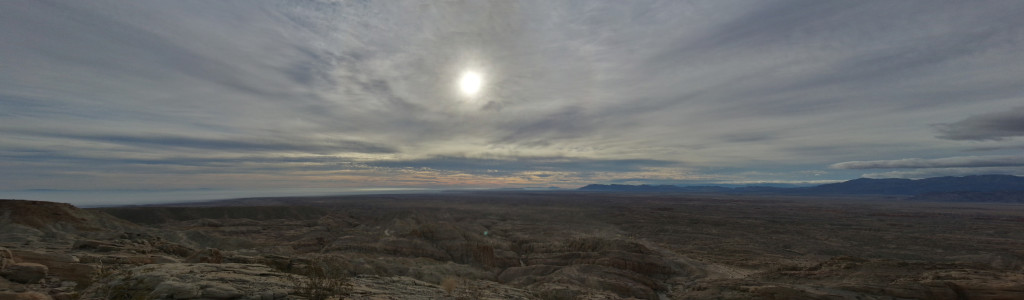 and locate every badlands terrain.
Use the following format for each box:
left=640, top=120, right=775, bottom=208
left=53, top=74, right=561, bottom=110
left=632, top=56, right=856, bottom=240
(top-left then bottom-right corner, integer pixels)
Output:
left=2, top=191, right=1024, bottom=299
